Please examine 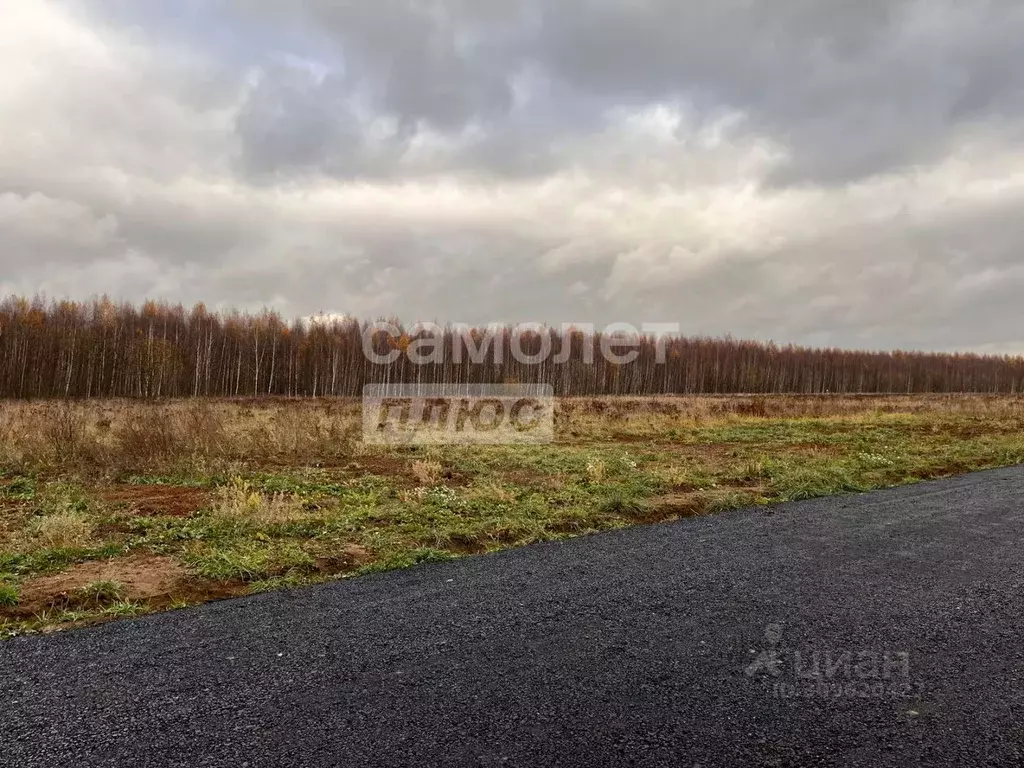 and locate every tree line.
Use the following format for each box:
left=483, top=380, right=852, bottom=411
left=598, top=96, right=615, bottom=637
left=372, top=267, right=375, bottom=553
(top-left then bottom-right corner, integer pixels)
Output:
left=1, top=296, right=1022, bottom=398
